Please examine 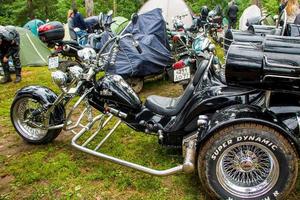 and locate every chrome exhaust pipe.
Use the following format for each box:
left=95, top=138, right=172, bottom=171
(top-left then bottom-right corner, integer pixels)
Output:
left=182, top=140, right=197, bottom=173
